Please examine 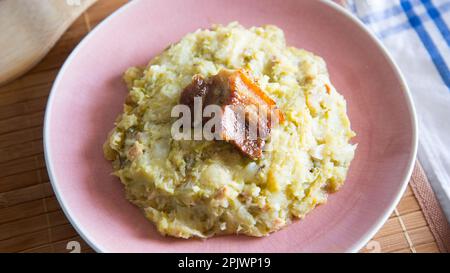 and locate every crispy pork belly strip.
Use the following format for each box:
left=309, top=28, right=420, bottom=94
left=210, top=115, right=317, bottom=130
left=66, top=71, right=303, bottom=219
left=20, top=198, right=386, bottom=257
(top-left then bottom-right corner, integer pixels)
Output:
left=179, top=69, right=284, bottom=159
